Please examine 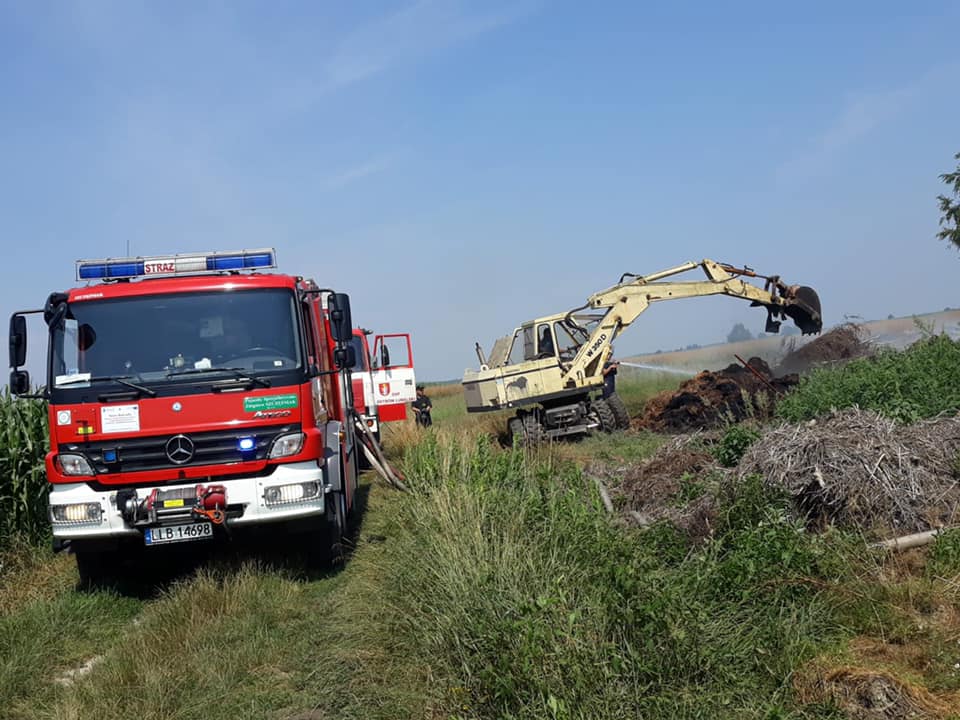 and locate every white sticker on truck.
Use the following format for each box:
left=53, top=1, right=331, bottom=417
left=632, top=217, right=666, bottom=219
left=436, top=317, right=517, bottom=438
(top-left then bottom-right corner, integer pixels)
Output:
left=101, top=404, right=140, bottom=434
left=372, top=367, right=417, bottom=405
